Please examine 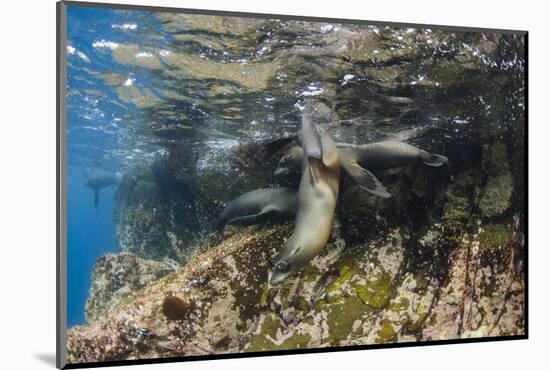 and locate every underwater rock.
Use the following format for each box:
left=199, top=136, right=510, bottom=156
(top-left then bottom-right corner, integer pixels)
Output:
left=478, top=142, right=513, bottom=218
left=85, top=253, right=176, bottom=323
left=67, top=225, right=293, bottom=363
left=68, top=209, right=524, bottom=364
left=113, top=156, right=219, bottom=263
